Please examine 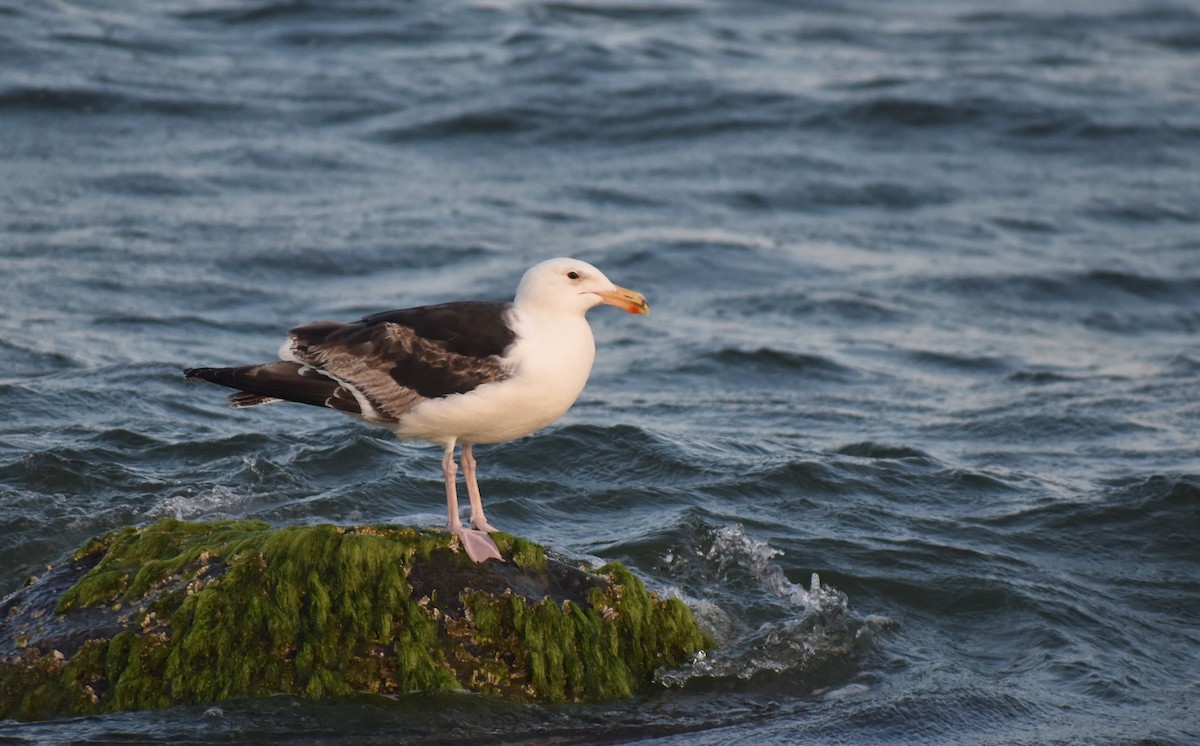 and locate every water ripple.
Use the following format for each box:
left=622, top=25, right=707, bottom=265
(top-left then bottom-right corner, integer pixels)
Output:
left=3, top=0, right=1200, bottom=740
